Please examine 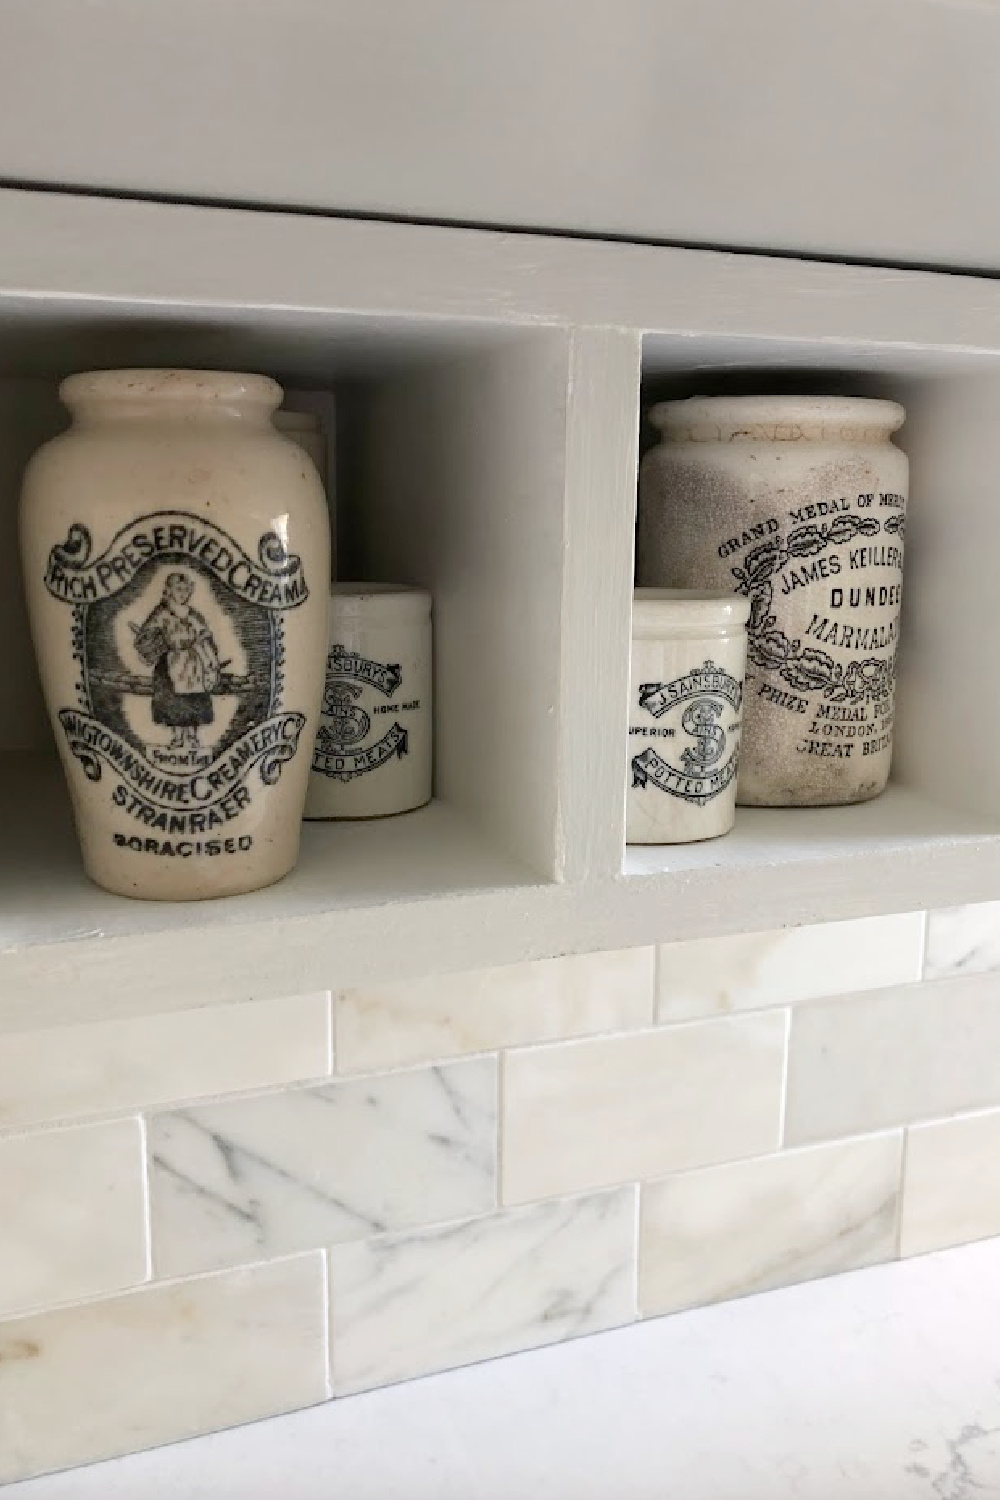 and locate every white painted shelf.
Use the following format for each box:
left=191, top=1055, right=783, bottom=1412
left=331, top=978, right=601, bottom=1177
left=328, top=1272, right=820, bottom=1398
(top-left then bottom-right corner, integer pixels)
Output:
left=3, top=762, right=996, bottom=1030
left=3, top=187, right=1000, bottom=1023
